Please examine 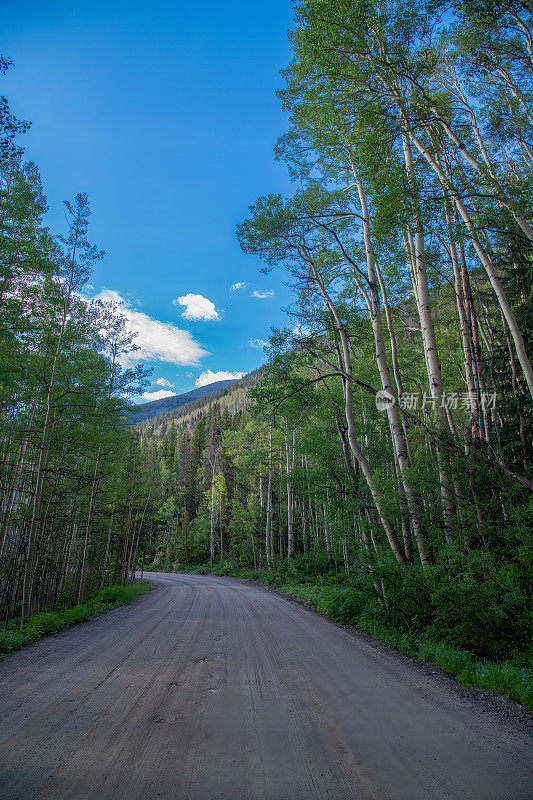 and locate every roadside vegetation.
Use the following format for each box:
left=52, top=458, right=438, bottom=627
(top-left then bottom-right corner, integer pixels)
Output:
left=0, top=581, right=153, bottom=657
